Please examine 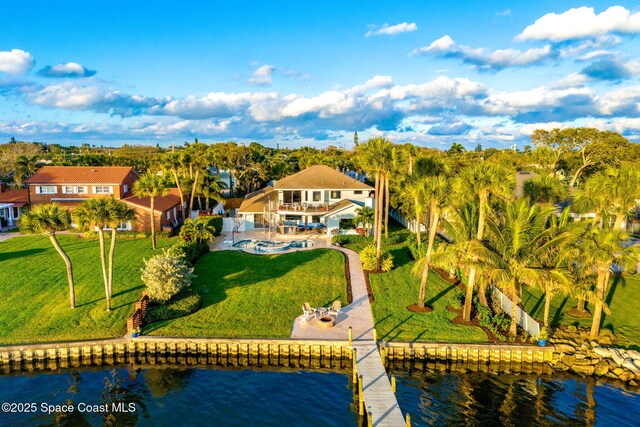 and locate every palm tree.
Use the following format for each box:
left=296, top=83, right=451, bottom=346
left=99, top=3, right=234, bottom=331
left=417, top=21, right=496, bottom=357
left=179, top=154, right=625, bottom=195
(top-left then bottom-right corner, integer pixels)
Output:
left=531, top=208, right=581, bottom=327
left=74, top=198, right=113, bottom=310
left=453, top=163, right=515, bottom=311
left=105, top=199, right=136, bottom=300
left=577, top=227, right=639, bottom=339
left=200, top=174, right=227, bottom=212
left=179, top=218, right=217, bottom=243
left=133, top=172, right=169, bottom=250
left=414, top=175, right=450, bottom=308
left=523, top=175, right=567, bottom=205
left=161, top=151, right=188, bottom=219
left=479, top=199, right=573, bottom=337
left=580, top=165, right=640, bottom=231
left=21, top=204, right=75, bottom=308
left=186, top=142, right=209, bottom=213
left=356, top=138, right=393, bottom=270
left=14, top=154, right=40, bottom=185
left=353, top=206, right=375, bottom=236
